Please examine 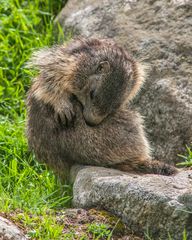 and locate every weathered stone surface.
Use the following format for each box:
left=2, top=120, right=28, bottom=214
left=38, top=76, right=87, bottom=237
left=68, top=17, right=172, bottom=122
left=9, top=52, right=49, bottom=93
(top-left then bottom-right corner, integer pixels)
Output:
left=71, top=165, right=192, bottom=240
left=56, top=0, right=192, bottom=164
left=0, top=216, right=27, bottom=240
